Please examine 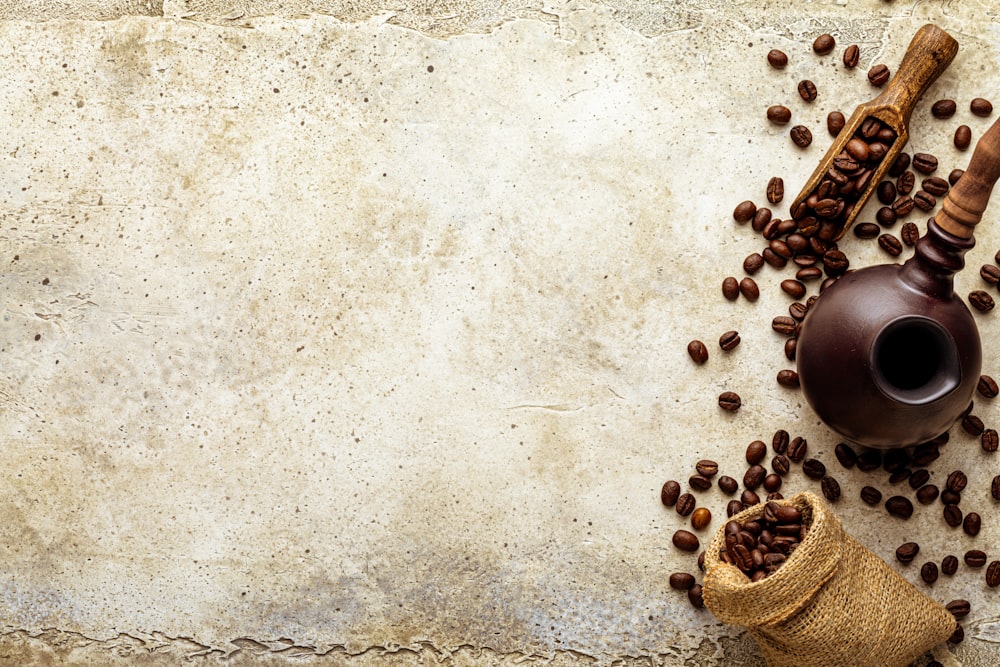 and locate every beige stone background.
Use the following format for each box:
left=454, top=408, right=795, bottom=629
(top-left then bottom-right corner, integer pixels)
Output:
left=3, top=0, right=1000, bottom=665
